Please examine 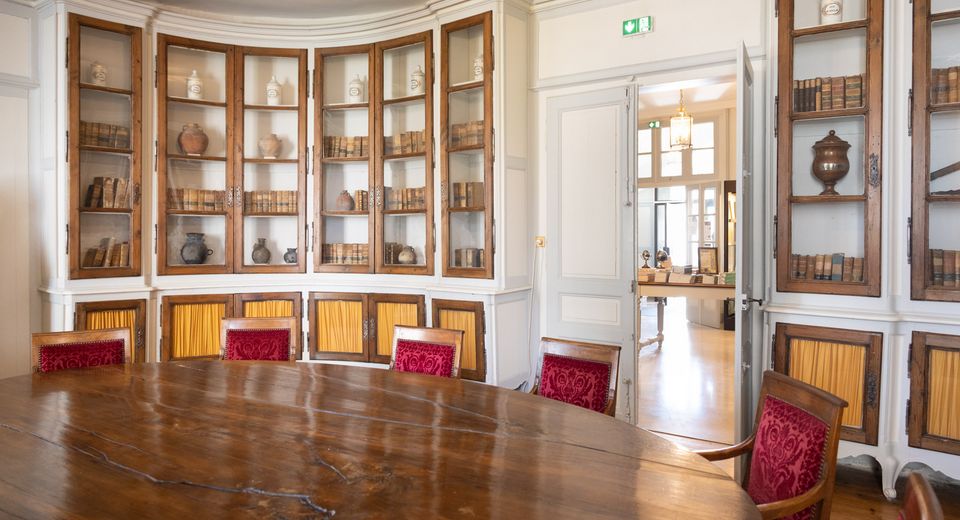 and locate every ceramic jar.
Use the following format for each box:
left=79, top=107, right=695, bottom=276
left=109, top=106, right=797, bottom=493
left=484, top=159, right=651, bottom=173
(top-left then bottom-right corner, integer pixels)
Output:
left=336, top=190, right=355, bottom=211
left=266, top=75, right=281, bottom=106
left=398, top=246, right=417, bottom=265
left=252, top=238, right=271, bottom=264
left=283, top=247, right=298, bottom=264
left=90, top=62, right=107, bottom=86
left=186, top=70, right=203, bottom=100
left=177, top=123, right=209, bottom=156
left=180, top=233, right=213, bottom=264
left=410, top=66, right=425, bottom=95
left=258, top=134, right=282, bottom=159
left=348, top=75, right=363, bottom=103
left=820, top=0, right=842, bottom=24
left=811, top=130, right=851, bottom=195
left=473, top=54, right=484, bottom=81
